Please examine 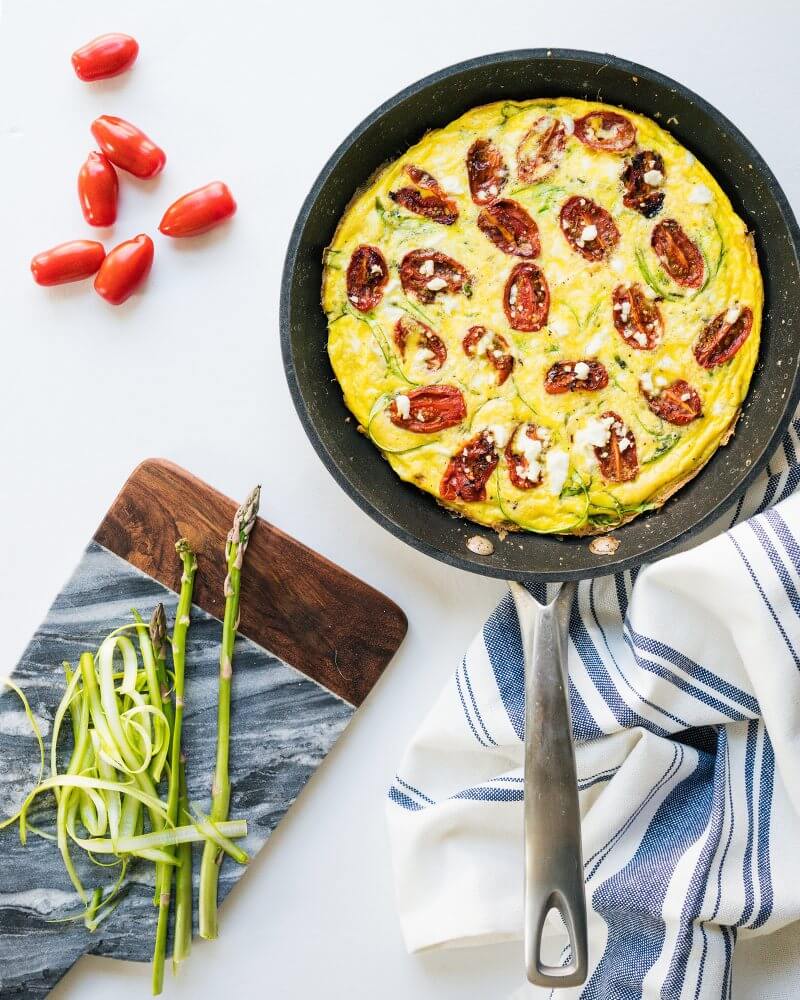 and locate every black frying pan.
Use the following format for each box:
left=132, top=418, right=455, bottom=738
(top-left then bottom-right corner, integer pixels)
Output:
left=280, top=49, right=800, bottom=986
